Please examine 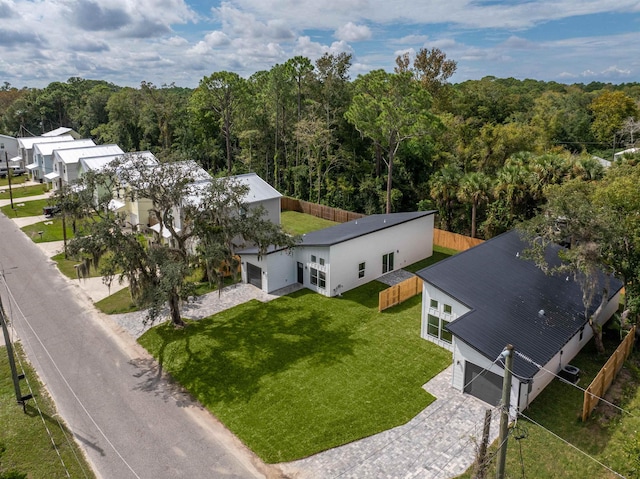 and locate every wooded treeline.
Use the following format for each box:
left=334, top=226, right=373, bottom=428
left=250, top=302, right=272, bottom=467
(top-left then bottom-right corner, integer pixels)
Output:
left=1, top=50, right=639, bottom=239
